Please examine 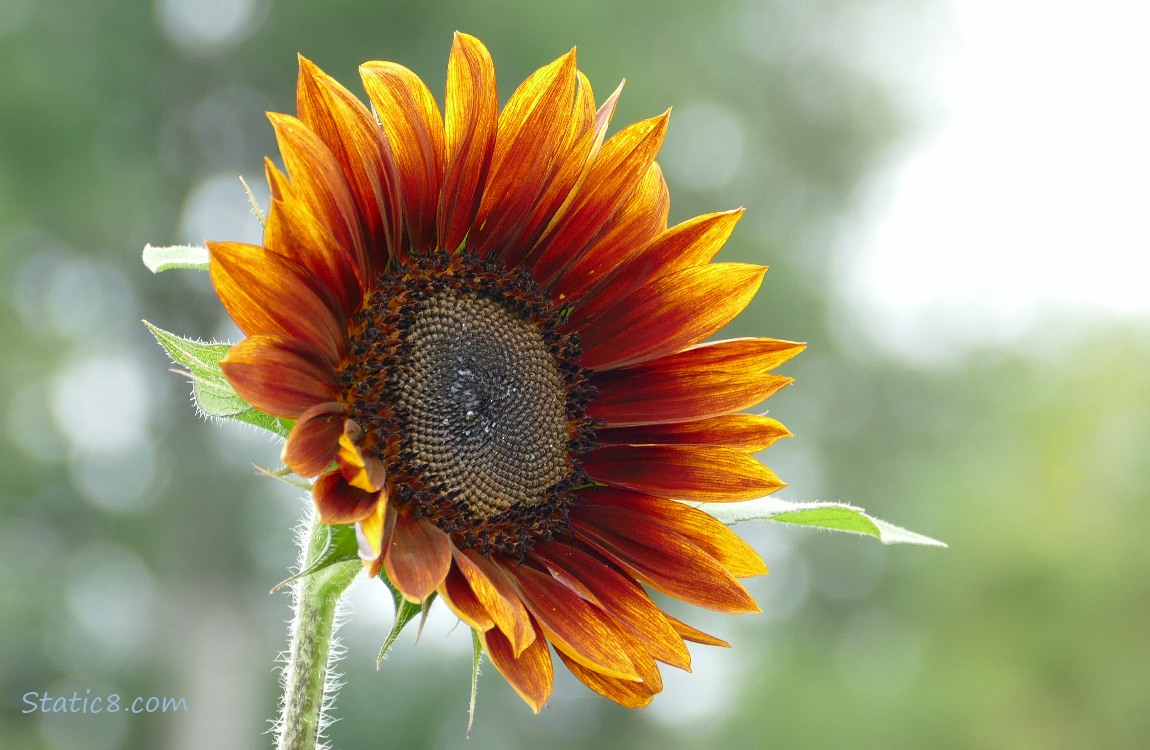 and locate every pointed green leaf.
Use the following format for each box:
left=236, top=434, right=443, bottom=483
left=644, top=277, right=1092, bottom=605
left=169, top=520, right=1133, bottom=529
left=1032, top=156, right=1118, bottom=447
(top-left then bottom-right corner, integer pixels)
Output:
left=271, top=523, right=360, bottom=594
left=142, top=243, right=210, bottom=273
left=695, top=498, right=947, bottom=547
left=468, top=629, right=482, bottom=738
left=377, top=578, right=437, bottom=667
